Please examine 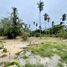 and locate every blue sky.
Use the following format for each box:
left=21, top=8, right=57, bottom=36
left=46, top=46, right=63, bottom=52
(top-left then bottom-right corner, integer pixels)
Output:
left=0, top=0, right=67, bottom=30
